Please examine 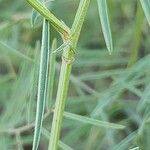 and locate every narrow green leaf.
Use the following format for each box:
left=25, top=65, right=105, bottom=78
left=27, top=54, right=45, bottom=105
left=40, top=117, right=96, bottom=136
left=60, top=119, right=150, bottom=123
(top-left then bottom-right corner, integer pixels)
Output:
left=137, top=82, right=150, bottom=112
left=32, top=19, right=50, bottom=150
left=31, top=0, right=45, bottom=26
left=0, top=41, right=33, bottom=62
left=31, top=9, right=39, bottom=26
left=112, top=131, right=137, bottom=150
left=46, top=38, right=57, bottom=109
left=64, top=112, right=125, bottom=129
left=129, top=147, right=139, bottom=150
left=97, top=0, right=113, bottom=54
left=140, top=0, right=150, bottom=26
